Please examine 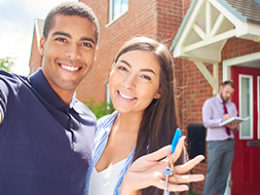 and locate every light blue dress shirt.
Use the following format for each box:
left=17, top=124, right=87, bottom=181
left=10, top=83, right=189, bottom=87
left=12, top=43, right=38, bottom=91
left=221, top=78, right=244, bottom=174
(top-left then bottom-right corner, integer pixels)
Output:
left=85, top=111, right=136, bottom=195
left=202, top=94, right=238, bottom=141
